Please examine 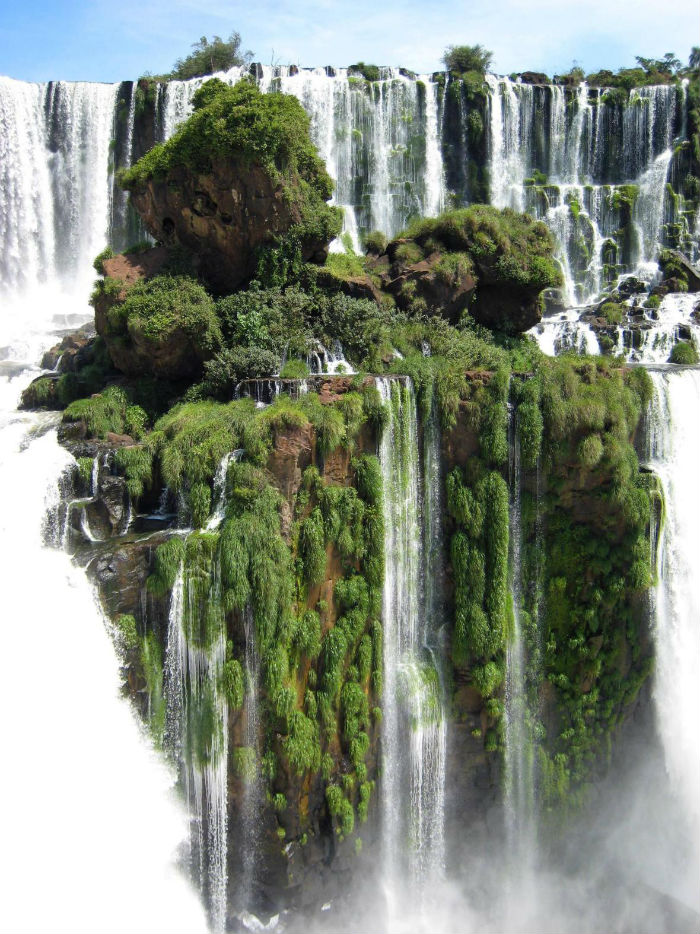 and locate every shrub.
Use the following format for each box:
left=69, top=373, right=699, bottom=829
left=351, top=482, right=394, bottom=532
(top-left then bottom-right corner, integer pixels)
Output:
left=364, top=230, right=388, bottom=254
left=299, top=508, right=327, bottom=585
left=223, top=656, right=245, bottom=709
left=348, top=62, right=381, bottom=82
left=63, top=385, right=141, bottom=439
left=280, top=359, right=310, bottom=379
left=401, top=206, right=561, bottom=294
left=283, top=711, right=321, bottom=774
left=443, top=44, right=493, bottom=75
left=201, top=346, right=280, bottom=399
left=170, top=33, right=252, bottom=81
left=292, top=611, right=320, bottom=661
left=599, top=302, right=625, bottom=325
left=669, top=341, right=699, bottom=364
left=93, top=246, right=115, bottom=275
left=113, top=275, right=221, bottom=355
left=114, top=445, right=153, bottom=499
